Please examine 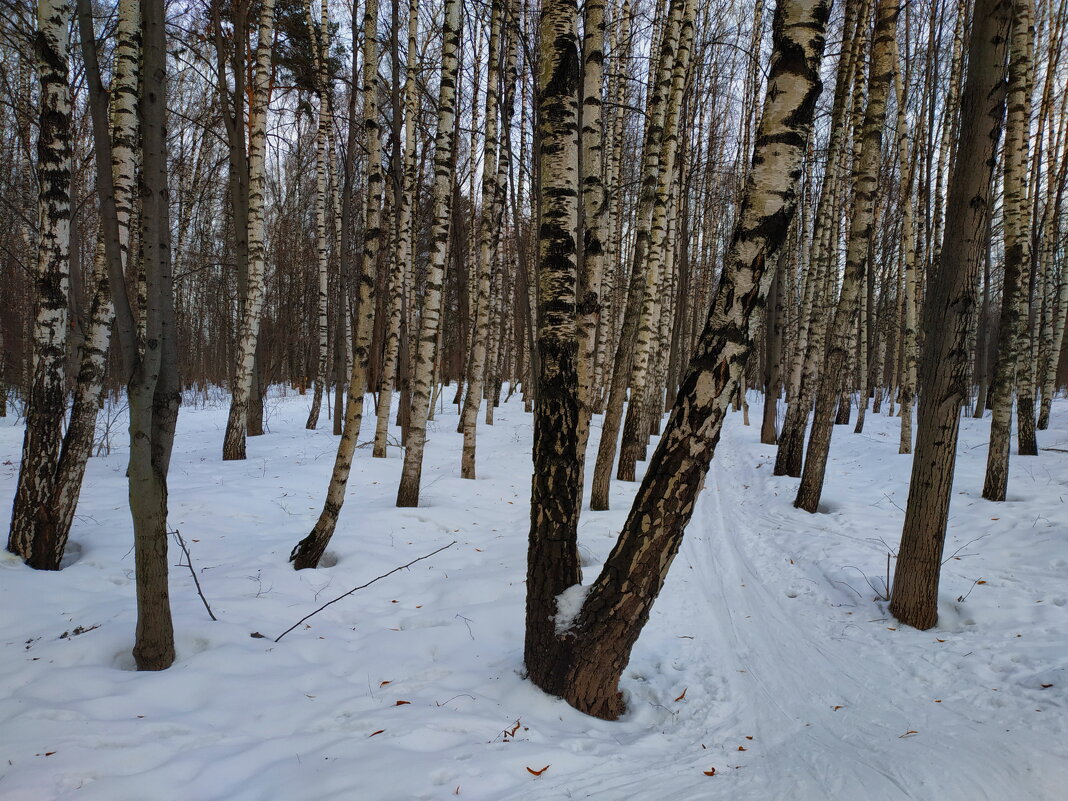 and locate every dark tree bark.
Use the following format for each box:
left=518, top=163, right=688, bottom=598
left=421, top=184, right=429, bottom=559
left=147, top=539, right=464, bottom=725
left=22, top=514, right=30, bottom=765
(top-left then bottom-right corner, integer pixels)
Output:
left=129, top=0, right=179, bottom=670
left=890, top=0, right=1010, bottom=631
left=524, top=0, right=584, bottom=693
left=526, top=0, right=829, bottom=719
